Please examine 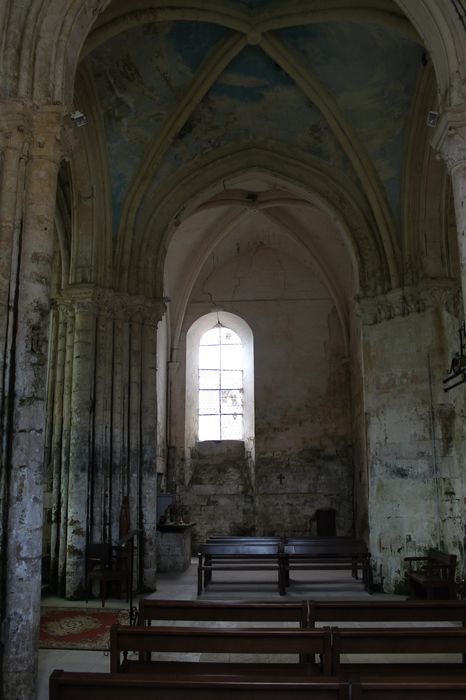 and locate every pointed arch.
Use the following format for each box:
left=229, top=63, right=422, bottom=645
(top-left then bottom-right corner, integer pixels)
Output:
left=119, top=143, right=392, bottom=298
